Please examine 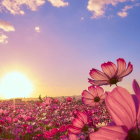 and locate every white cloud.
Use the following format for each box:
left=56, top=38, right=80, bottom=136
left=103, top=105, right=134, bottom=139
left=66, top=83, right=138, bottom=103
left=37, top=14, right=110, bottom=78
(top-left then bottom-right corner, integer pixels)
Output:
left=35, top=26, right=41, bottom=33
left=117, top=11, right=128, bottom=17
left=0, top=34, right=8, bottom=44
left=0, top=0, right=69, bottom=15
left=87, top=0, right=135, bottom=18
left=0, top=20, right=15, bottom=32
left=0, top=0, right=69, bottom=44
left=0, top=20, right=15, bottom=44
left=117, top=3, right=140, bottom=18
left=1, top=0, right=46, bottom=15
left=48, top=0, right=69, bottom=7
